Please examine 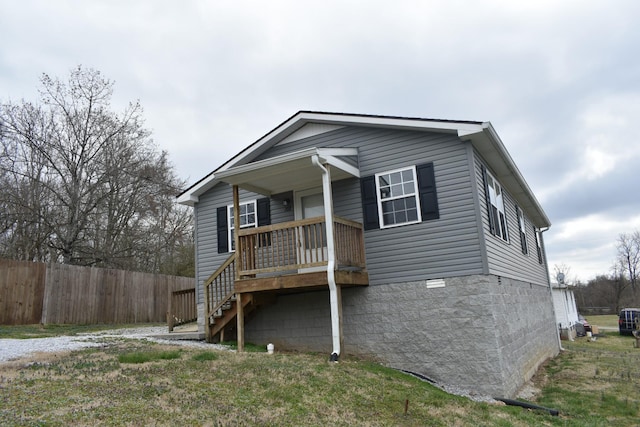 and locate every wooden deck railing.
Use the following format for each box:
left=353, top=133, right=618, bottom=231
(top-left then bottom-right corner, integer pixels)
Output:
left=167, top=288, right=197, bottom=332
left=203, top=254, right=236, bottom=340
left=237, top=216, right=365, bottom=277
